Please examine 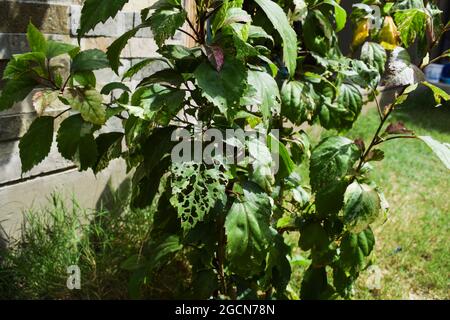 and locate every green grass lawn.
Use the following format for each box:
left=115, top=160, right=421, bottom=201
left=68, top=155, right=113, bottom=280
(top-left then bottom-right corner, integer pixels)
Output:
left=288, top=89, right=449, bottom=299
left=342, top=92, right=449, bottom=299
